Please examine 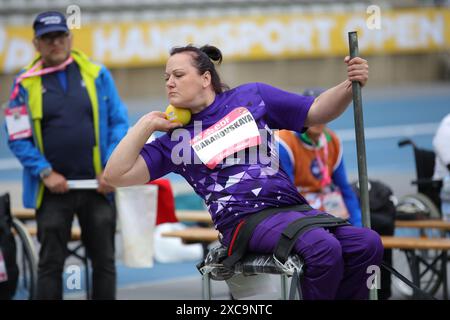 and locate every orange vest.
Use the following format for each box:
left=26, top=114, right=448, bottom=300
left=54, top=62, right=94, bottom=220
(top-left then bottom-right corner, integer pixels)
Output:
left=278, top=129, right=342, bottom=193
